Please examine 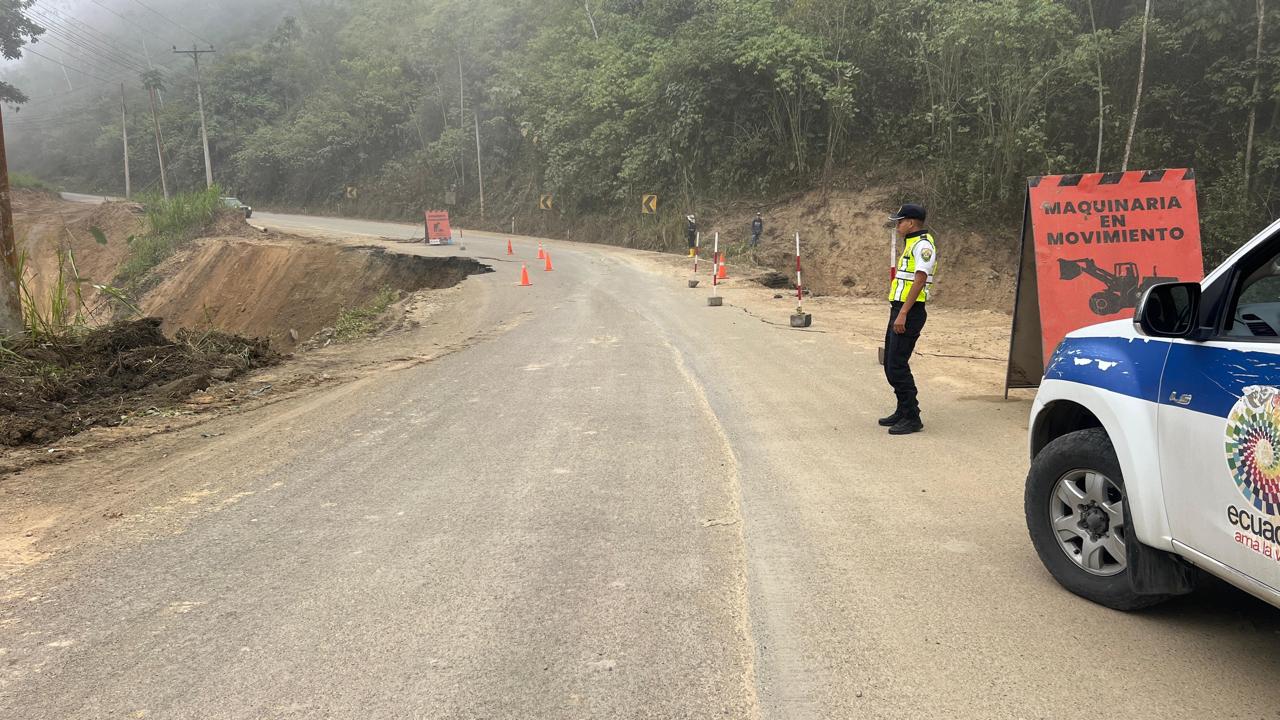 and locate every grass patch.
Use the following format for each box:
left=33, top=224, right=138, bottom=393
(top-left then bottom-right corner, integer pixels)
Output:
left=334, top=286, right=399, bottom=341
left=10, top=172, right=59, bottom=194
left=117, top=187, right=224, bottom=288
